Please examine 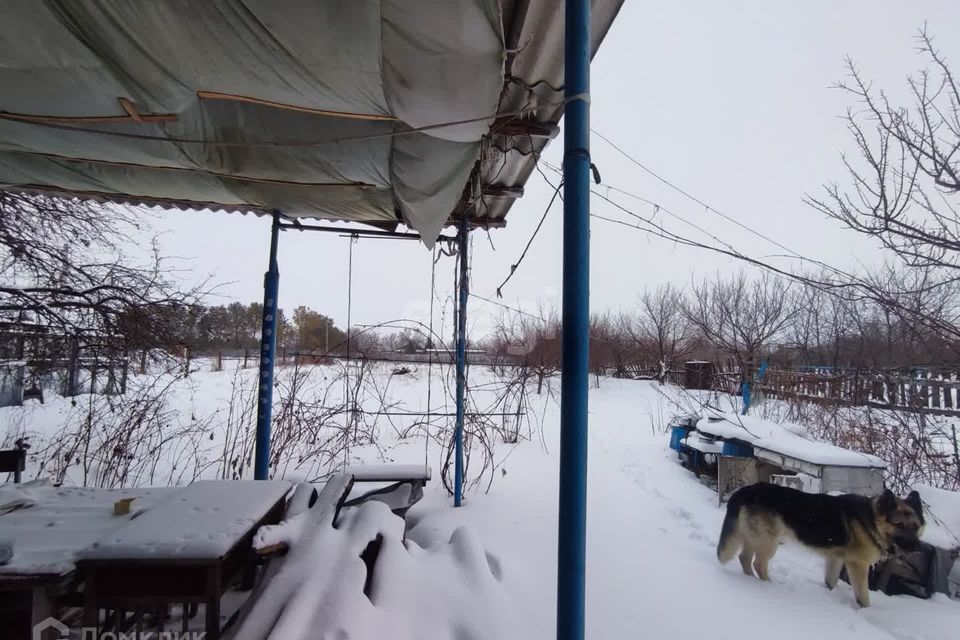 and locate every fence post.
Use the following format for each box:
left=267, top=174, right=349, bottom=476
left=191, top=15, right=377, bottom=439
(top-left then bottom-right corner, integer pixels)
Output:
left=7, top=364, right=25, bottom=407
left=65, top=337, right=79, bottom=397
left=105, top=362, right=116, bottom=395
left=951, top=425, right=959, bottom=483
left=89, top=354, right=99, bottom=395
